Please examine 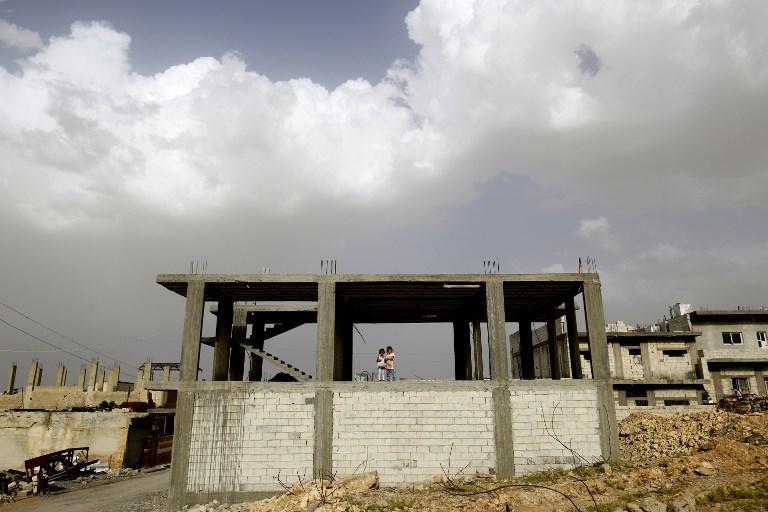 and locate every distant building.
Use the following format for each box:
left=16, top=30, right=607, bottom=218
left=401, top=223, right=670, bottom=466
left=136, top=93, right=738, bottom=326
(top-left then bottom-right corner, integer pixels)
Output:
left=509, top=322, right=710, bottom=418
left=662, top=305, right=768, bottom=399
